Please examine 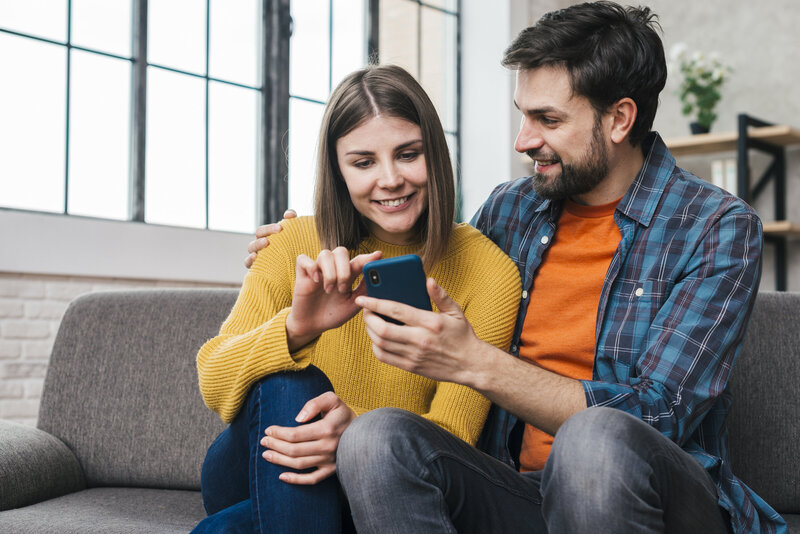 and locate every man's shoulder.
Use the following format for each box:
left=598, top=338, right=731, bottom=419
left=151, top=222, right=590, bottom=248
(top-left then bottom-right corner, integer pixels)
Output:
left=663, top=164, right=760, bottom=222
left=484, top=176, right=538, bottom=204
left=472, top=176, right=545, bottom=226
